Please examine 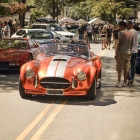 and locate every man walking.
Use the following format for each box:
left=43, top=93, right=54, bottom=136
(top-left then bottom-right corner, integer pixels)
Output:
left=115, top=21, right=133, bottom=87
left=126, top=21, right=138, bottom=85
left=106, top=25, right=112, bottom=49
left=77, top=24, right=84, bottom=40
